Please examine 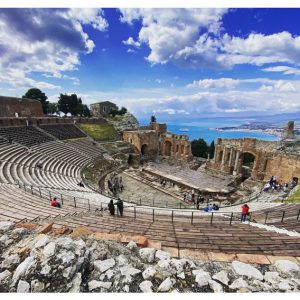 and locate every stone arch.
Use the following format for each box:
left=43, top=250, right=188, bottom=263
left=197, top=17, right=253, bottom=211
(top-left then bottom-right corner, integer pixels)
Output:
left=141, top=144, right=148, bottom=155
left=164, top=141, right=172, bottom=156
left=127, top=154, right=134, bottom=165
left=241, top=151, right=256, bottom=180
